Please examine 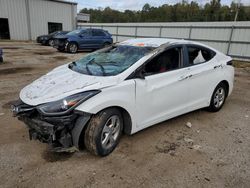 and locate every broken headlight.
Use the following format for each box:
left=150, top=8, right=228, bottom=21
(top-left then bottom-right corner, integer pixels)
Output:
left=37, top=90, right=100, bottom=116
